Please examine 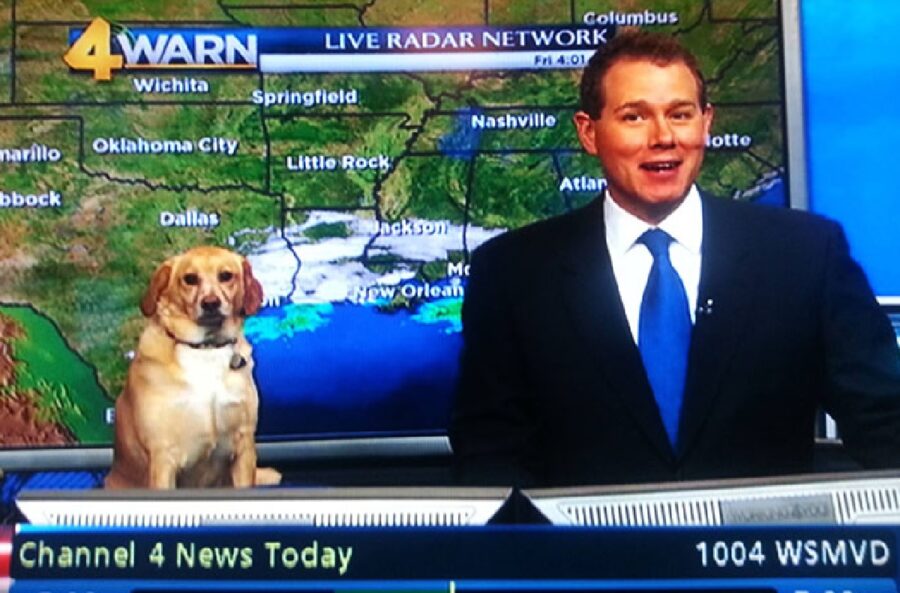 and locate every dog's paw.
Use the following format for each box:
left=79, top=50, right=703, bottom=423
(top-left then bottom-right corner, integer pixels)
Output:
left=254, top=467, right=283, bottom=486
